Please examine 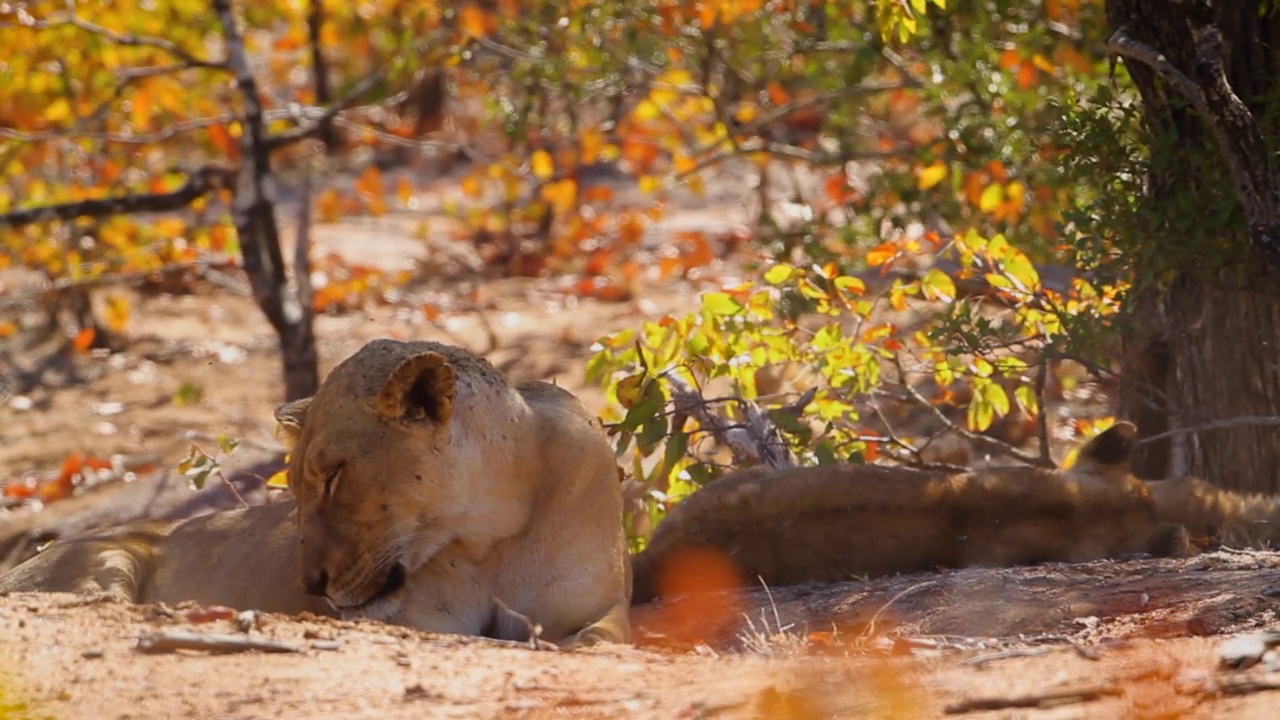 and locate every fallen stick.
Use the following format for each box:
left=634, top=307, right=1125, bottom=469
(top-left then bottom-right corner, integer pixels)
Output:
left=944, top=683, right=1122, bottom=714
left=136, top=631, right=303, bottom=655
